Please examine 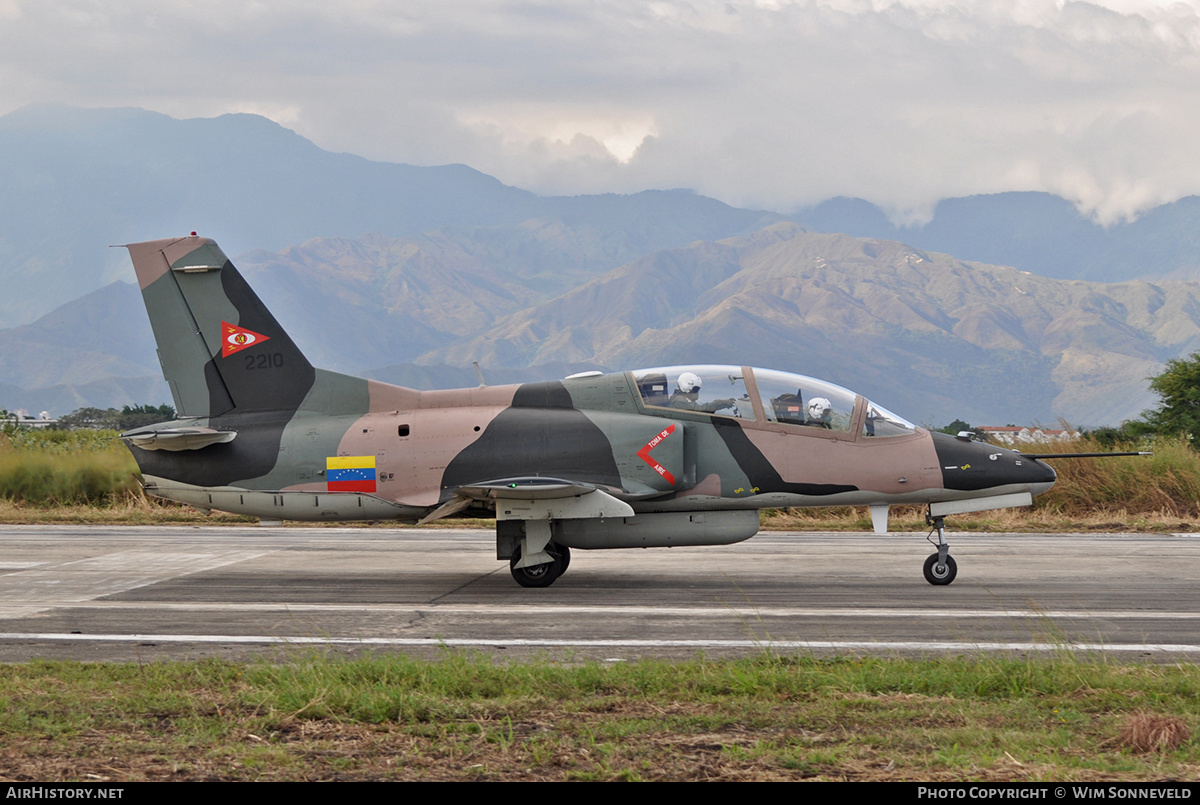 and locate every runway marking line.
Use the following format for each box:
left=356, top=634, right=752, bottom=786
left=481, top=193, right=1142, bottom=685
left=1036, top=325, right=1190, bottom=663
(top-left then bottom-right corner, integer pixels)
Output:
left=1, top=632, right=1198, bottom=654
left=3, top=602, right=1197, bottom=620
